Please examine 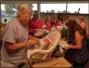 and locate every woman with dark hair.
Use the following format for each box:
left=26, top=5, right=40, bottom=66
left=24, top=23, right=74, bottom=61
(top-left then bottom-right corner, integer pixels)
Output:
left=64, top=19, right=89, bottom=67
